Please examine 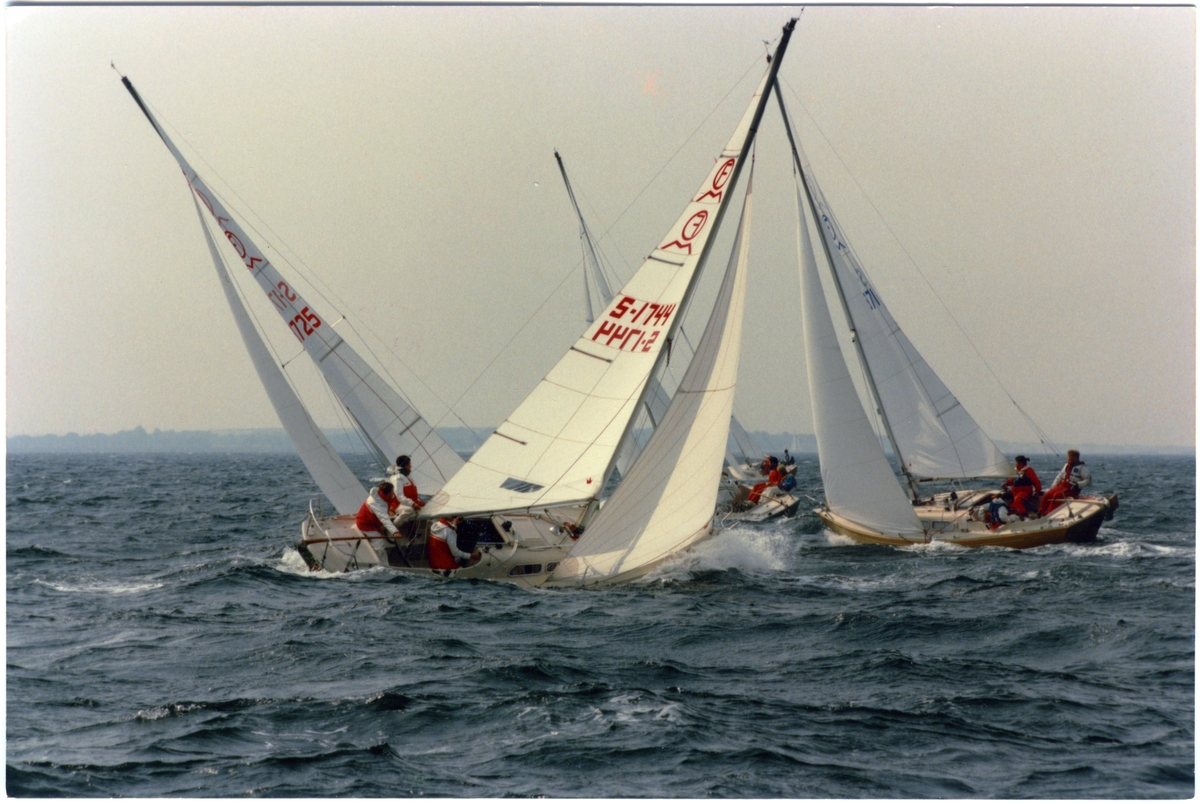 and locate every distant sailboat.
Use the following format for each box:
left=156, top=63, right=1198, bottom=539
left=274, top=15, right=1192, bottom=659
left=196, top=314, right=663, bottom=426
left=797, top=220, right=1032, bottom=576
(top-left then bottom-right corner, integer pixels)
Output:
left=775, top=87, right=1117, bottom=548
